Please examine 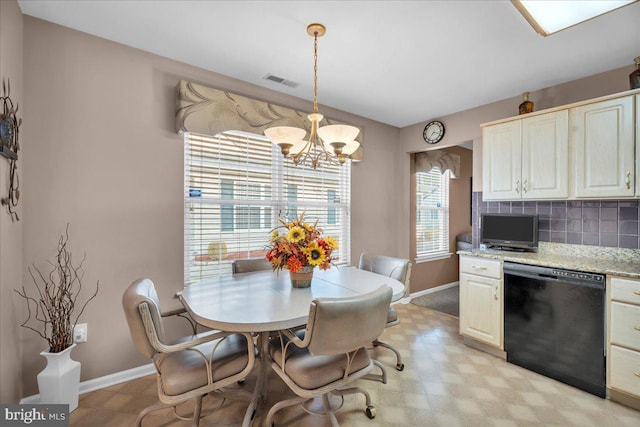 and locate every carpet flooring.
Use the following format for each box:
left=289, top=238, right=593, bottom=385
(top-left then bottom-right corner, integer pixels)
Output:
left=411, top=285, right=459, bottom=317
